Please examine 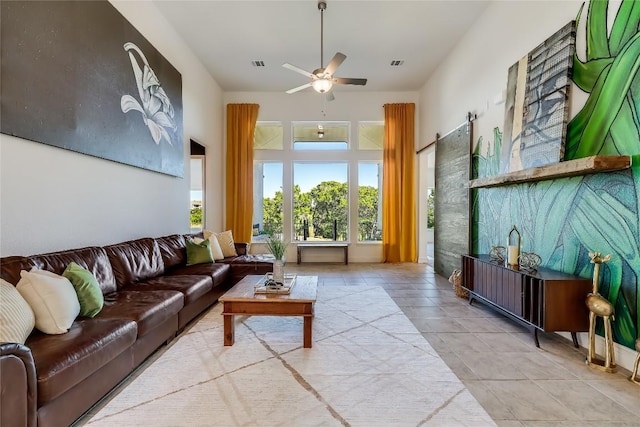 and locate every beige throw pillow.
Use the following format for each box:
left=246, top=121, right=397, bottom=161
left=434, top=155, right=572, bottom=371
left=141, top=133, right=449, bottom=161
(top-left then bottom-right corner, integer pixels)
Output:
left=0, top=279, right=35, bottom=344
left=203, top=229, right=237, bottom=258
left=214, top=230, right=237, bottom=258
left=17, top=268, right=80, bottom=334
